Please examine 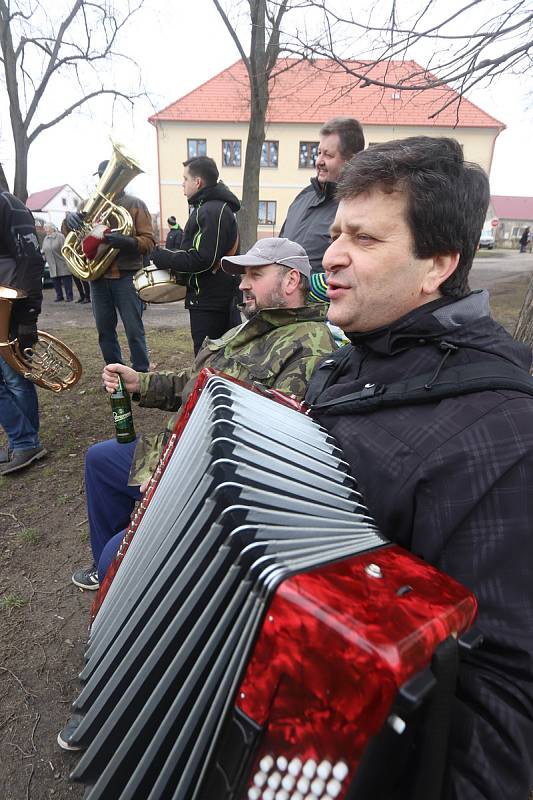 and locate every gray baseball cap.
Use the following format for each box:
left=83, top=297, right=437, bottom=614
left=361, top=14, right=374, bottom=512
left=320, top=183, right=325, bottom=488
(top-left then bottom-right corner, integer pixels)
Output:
left=222, top=237, right=311, bottom=278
